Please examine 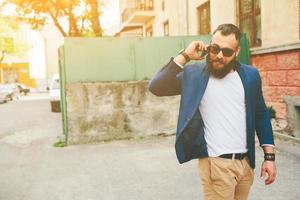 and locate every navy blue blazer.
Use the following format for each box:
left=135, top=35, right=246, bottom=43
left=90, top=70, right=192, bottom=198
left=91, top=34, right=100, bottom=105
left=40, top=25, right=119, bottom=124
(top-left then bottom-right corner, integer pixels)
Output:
left=148, top=58, right=275, bottom=169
